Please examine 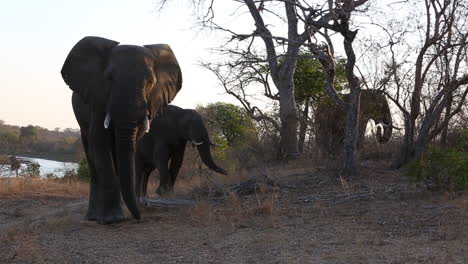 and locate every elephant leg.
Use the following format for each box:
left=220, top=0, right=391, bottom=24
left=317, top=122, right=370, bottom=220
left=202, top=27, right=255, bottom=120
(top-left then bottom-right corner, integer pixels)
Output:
left=89, top=118, right=125, bottom=224
left=168, top=143, right=186, bottom=190
left=81, top=133, right=99, bottom=221
left=356, top=119, right=367, bottom=151
left=141, top=166, right=153, bottom=198
left=155, top=147, right=172, bottom=196
left=72, top=95, right=100, bottom=221
left=136, top=164, right=153, bottom=205
left=135, top=155, right=144, bottom=202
